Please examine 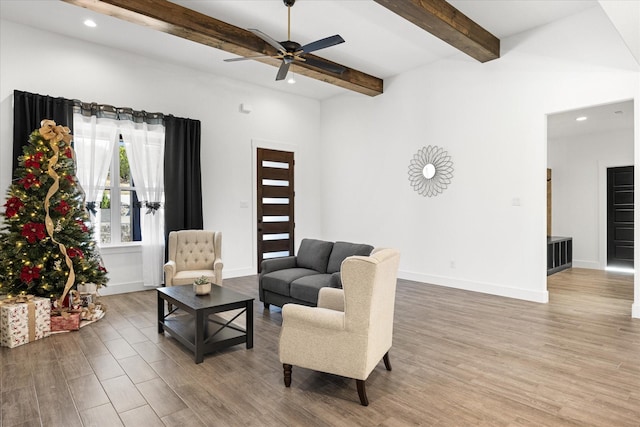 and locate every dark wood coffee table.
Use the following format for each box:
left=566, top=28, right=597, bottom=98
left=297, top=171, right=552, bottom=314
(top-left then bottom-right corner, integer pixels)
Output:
left=157, top=284, right=254, bottom=363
